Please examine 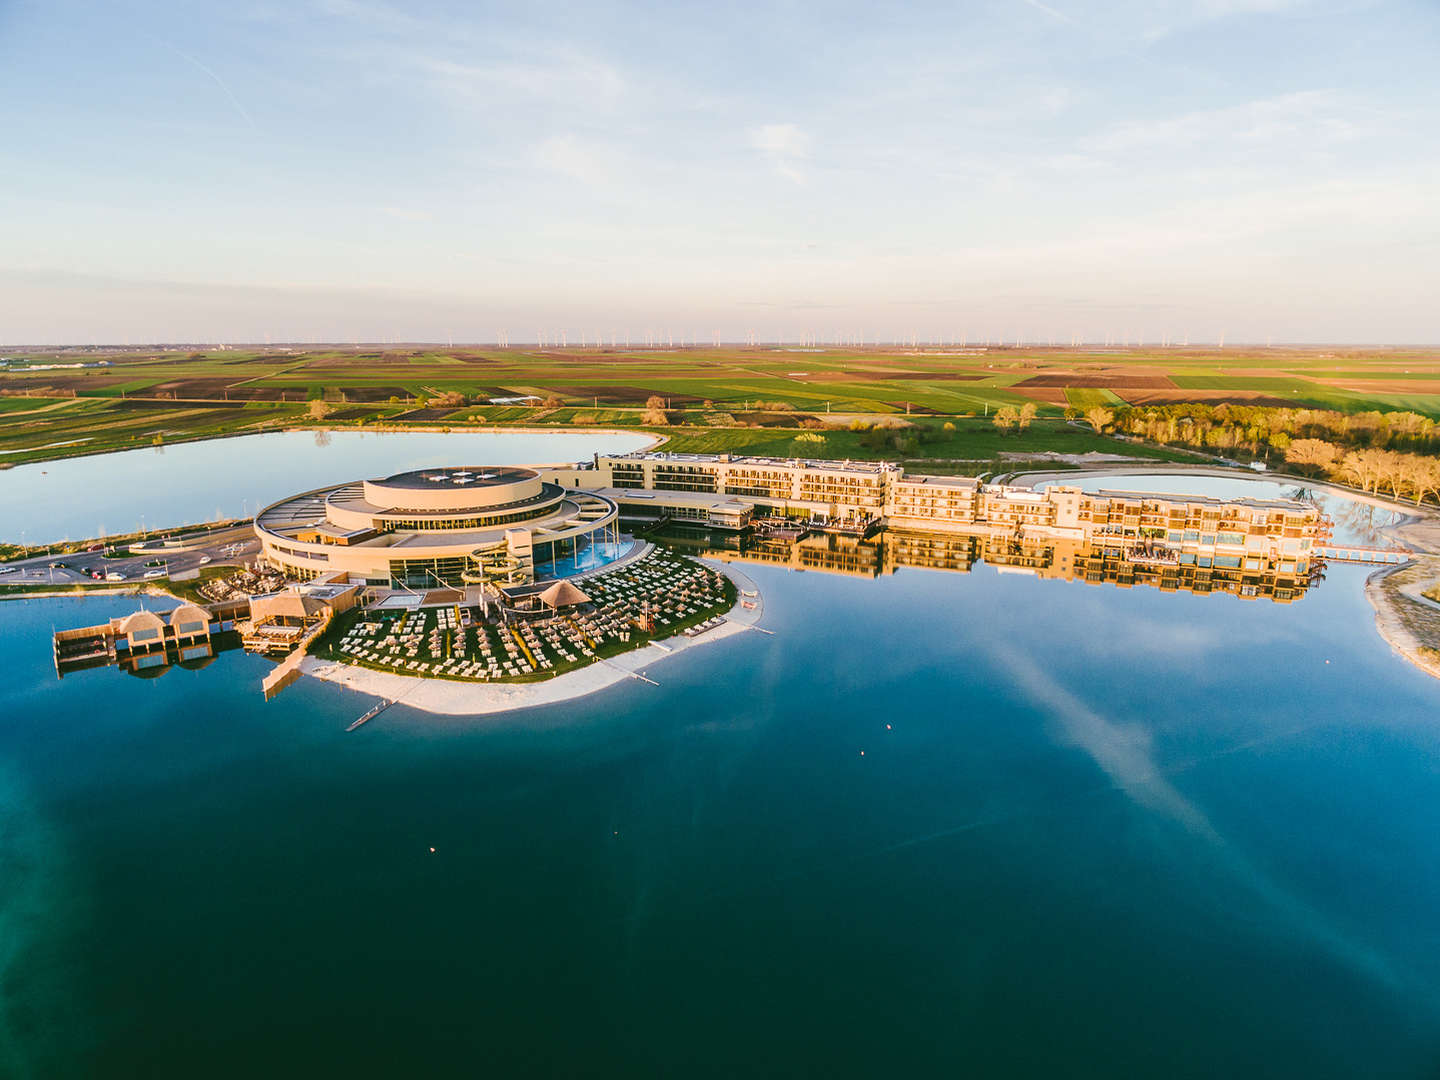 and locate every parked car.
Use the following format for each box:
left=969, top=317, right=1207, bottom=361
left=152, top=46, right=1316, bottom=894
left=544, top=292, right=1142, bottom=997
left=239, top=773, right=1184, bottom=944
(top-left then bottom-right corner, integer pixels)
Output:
left=199, top=556, right=211, bottom=564
left=144, top=569, right=164, bottom=579
left=105, top=572, right=126, bottom=582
